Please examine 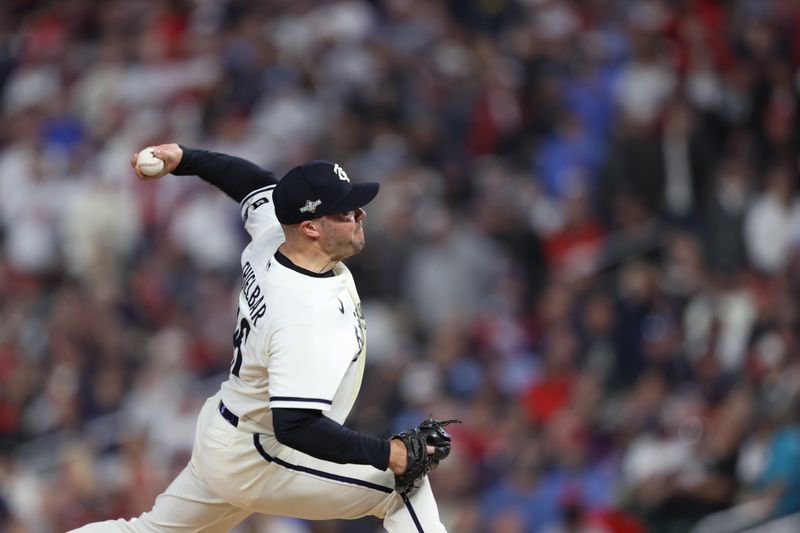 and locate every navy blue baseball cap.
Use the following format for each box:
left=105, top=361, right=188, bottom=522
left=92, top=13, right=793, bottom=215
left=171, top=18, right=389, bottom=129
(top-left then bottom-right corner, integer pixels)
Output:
left=273, top=161, right=379, bottom=225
